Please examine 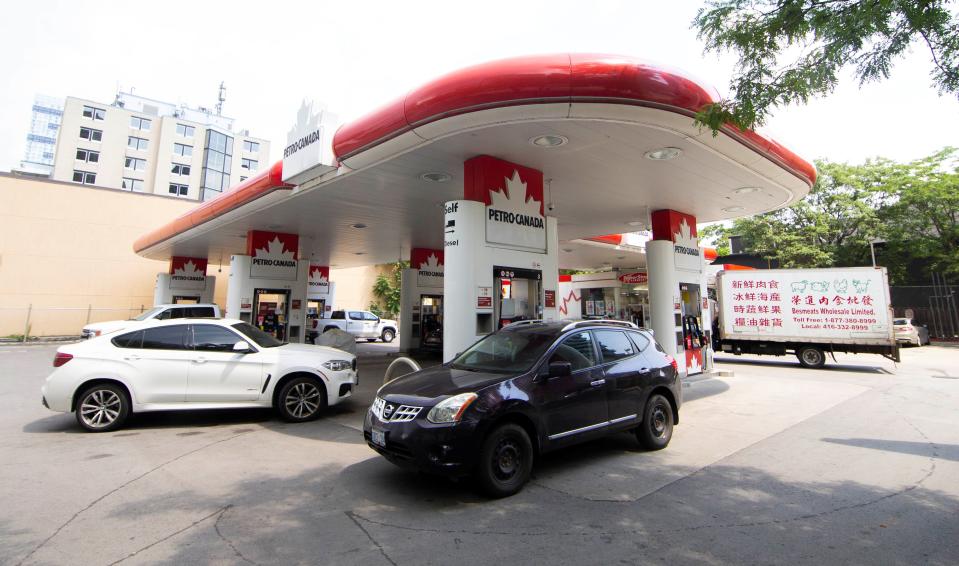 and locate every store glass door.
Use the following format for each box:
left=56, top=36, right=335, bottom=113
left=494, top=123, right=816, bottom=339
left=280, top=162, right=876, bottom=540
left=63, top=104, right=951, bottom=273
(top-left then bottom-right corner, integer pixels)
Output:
left=253, top=289, right=290, bottom=341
